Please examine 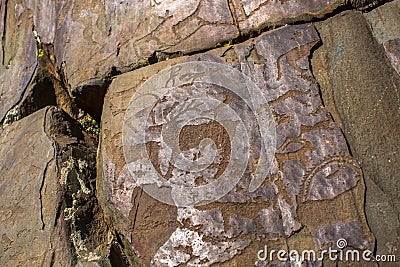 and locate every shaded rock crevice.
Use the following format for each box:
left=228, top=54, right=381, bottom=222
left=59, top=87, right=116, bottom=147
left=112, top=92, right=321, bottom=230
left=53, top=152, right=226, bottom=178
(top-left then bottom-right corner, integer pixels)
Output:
left=1, top=41, right=79, bottom=128
left=1, top=0, right=8, bottom=66
left=44, top=107, right=119, bottom=265
left=72, top=78, right=110, bottom=123
left=39, top=155, right=55, bottom=231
